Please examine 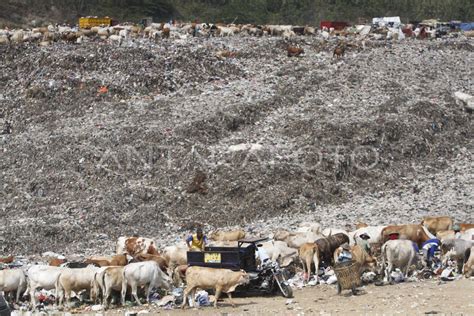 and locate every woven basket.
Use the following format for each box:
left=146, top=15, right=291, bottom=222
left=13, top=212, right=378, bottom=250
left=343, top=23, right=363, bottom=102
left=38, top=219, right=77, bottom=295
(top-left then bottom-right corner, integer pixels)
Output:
left=334, top=261, right=362, bottom=291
